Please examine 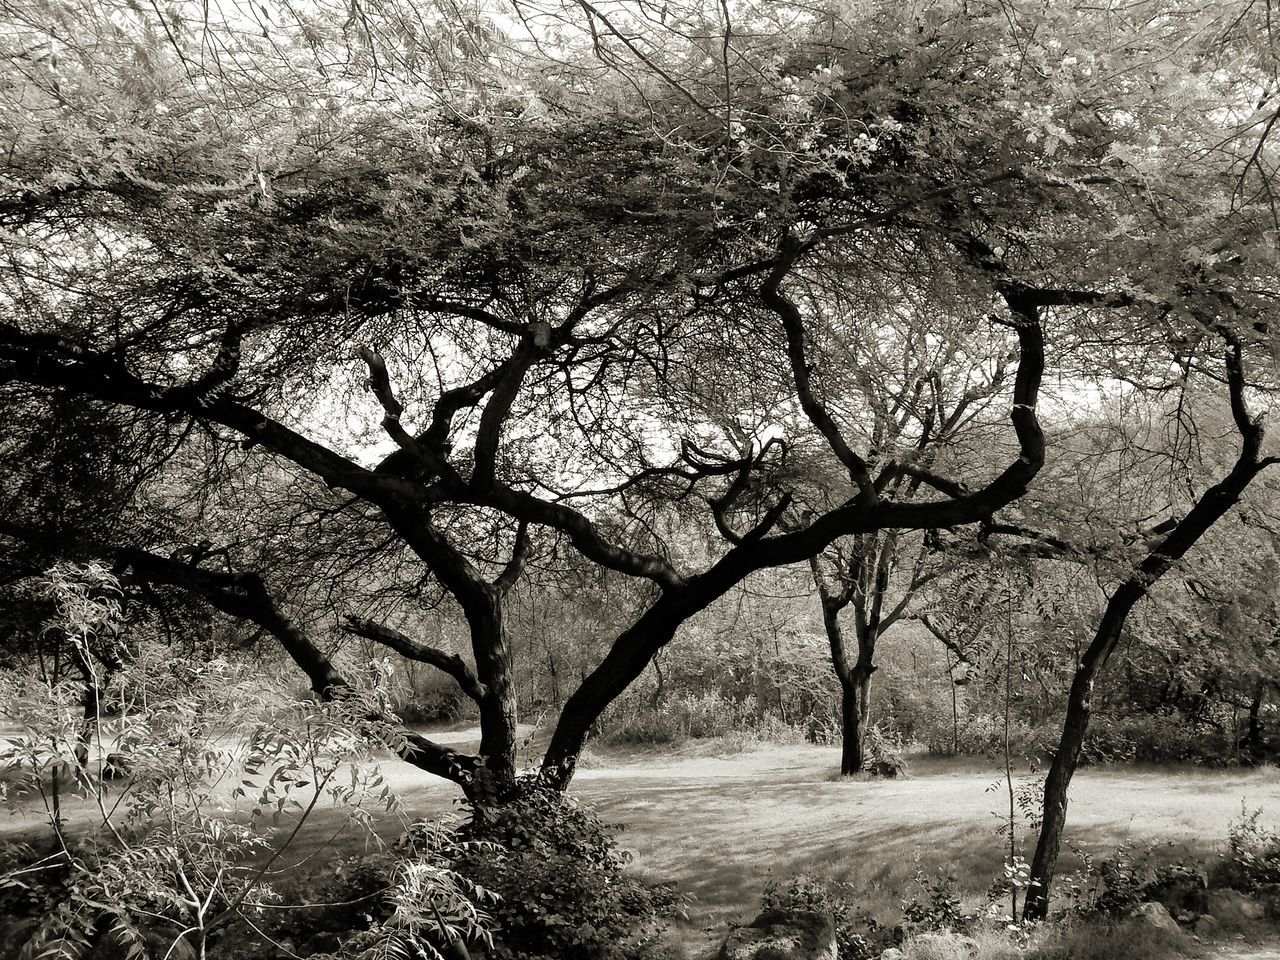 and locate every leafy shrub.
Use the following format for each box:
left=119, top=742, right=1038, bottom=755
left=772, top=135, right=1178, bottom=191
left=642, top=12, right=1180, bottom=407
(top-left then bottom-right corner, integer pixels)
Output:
left=596, top=693, right=752, bottom=746
left=921, top=711, right=1230, bottom=766
left=1062, top=841, right=1209, bottom=922
left=901, top=870, right=975, bottom=934
left=1082, top=714, right=1231, bottom=765
left=207, top=853, right=395, bottom=959
left=392, top=668, right=479, bottom=725
left=863, top=726, right=909, bottom=778
left=920, top=713, right=1051, bottom=762
left=455, top=780, right=678, bottom=960
left=1213, top=805, right=1280, bottom=891
left=1061, top=841, right=1150, bottom=919
left=760, top=875, right=886, bottom=960
left=0, top=842, right=76, bottom=959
